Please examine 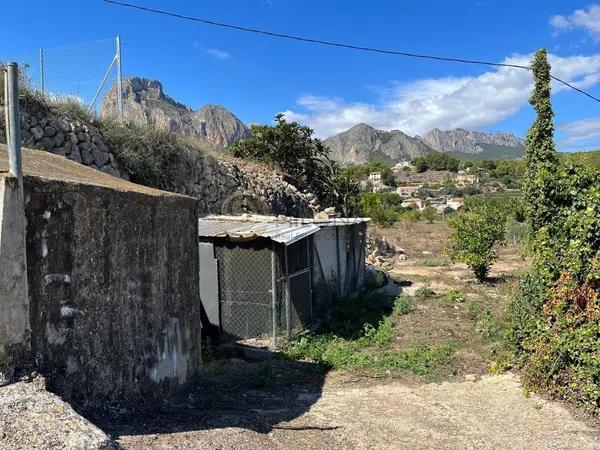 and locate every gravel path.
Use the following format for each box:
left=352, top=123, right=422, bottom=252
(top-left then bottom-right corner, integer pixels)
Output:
left=113, top=374, right=599, bottom=449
